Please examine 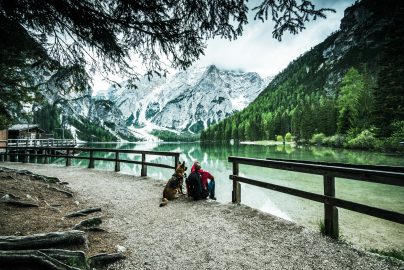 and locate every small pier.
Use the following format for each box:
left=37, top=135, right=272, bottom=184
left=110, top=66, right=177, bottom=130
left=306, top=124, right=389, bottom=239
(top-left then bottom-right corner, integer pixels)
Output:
left=6, top=138, right=77, bottom=148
